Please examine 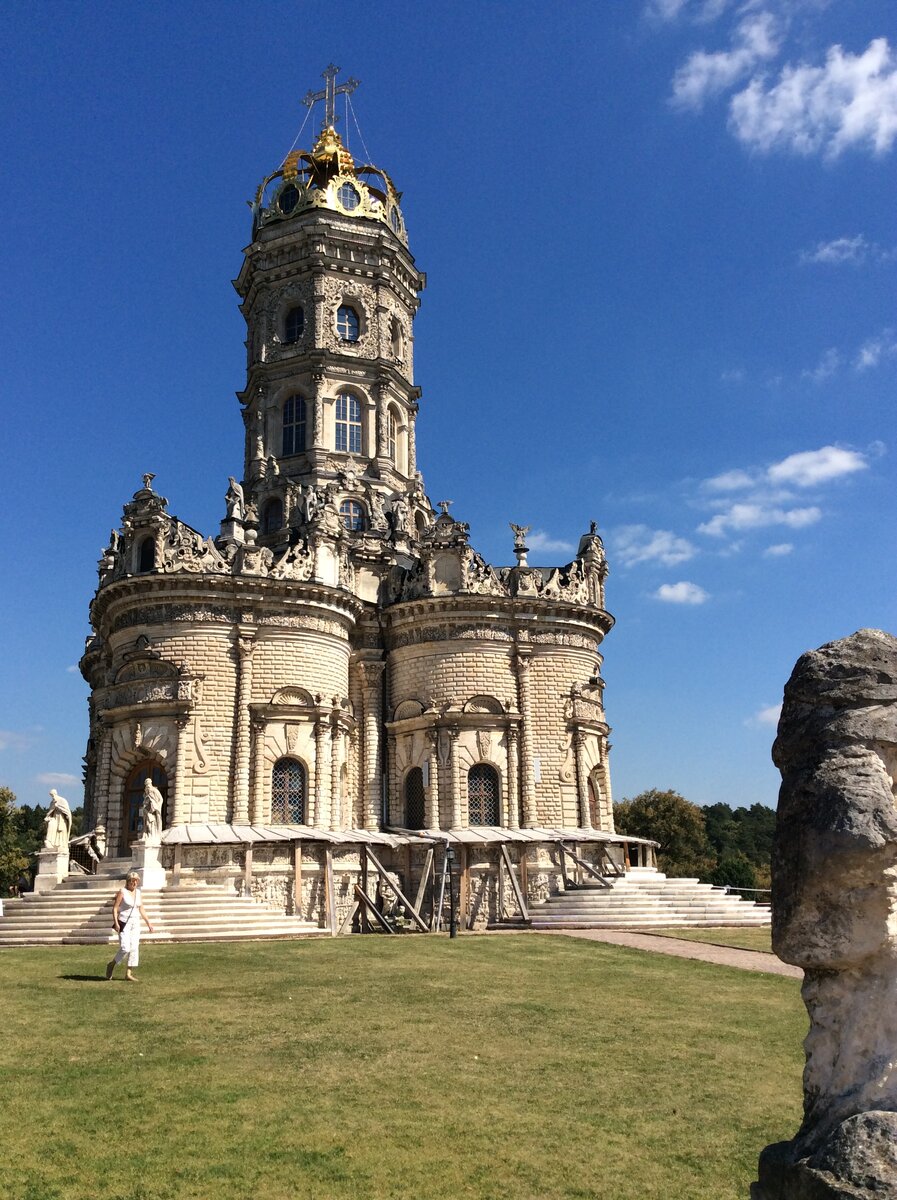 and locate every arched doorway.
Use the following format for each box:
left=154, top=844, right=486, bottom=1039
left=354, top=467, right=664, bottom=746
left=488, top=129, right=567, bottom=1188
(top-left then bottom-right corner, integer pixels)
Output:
left=121, top=762, right=168, bottom=854
left=588, top=775, right=602, bottom=828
